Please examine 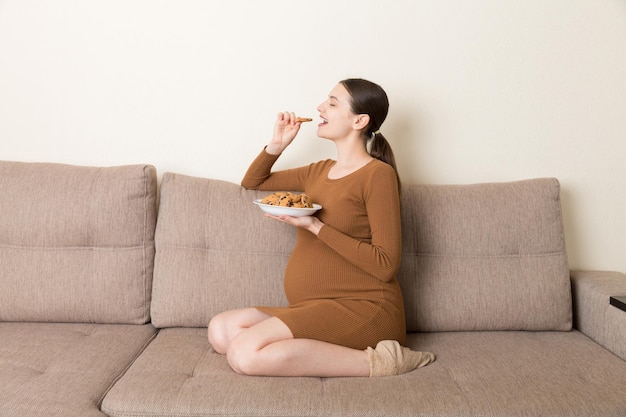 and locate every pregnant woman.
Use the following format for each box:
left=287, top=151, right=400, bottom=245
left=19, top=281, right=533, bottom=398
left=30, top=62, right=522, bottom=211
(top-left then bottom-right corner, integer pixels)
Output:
left=208, top=78, right=435, bottom=377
